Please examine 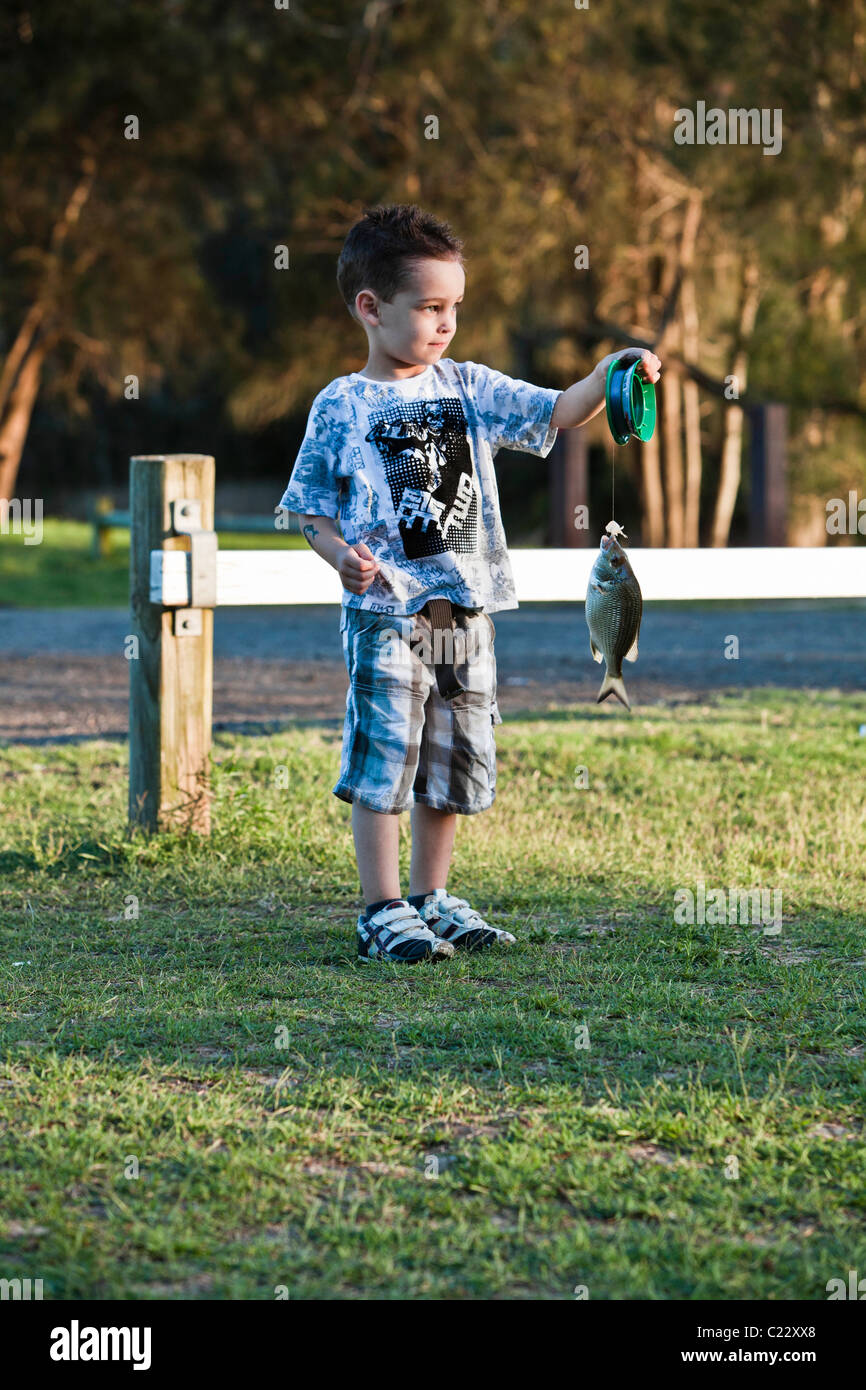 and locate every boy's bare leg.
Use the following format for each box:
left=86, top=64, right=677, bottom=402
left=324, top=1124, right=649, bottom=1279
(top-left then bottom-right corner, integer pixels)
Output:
left=351, top=802, right=402, bottom=904
left=408, top=802, right=457, bottom=897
